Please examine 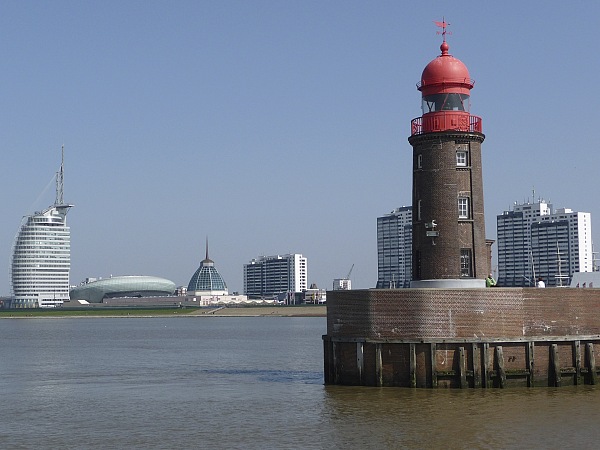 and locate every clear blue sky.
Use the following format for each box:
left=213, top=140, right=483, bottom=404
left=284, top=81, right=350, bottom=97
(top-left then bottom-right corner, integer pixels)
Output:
left=1, top=1, right=599, bottom=295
